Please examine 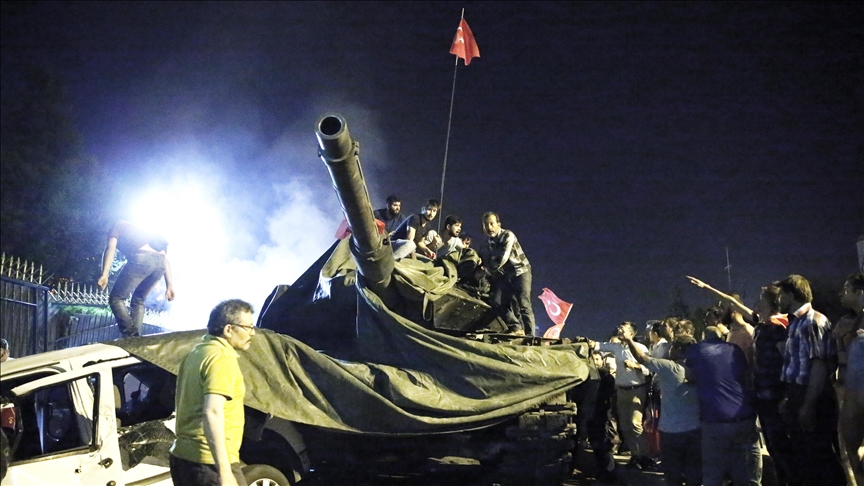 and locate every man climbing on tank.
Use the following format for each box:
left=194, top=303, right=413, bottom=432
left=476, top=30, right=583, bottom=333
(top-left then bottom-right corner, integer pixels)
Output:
left=434, top=214, right=465, bottom=259
left=390, top=199, right=440, bottom=260
left=97, top=220, right=175, bottom=337
left=482, top=212, right=535, bottom=336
